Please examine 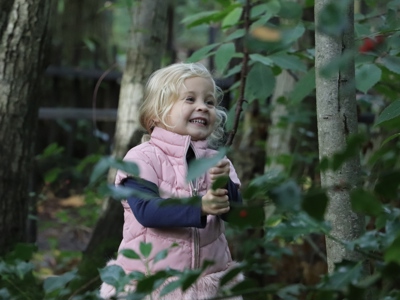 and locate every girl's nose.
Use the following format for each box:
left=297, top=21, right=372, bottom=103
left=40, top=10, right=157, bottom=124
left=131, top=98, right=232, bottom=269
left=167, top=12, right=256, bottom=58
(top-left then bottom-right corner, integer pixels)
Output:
left=196, top=101, right=208, bottom=111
